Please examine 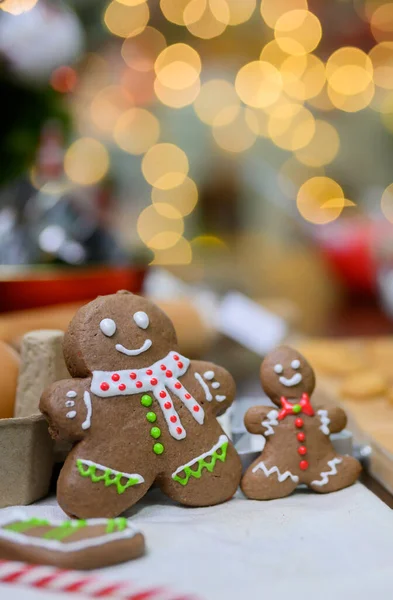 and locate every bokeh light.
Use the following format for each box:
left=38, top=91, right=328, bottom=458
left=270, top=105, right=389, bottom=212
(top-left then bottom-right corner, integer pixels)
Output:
left=260, top=40, right=290, bottom=69
left=294, top=120, right=340, bottom=167
left=245, top=107, right=269, bottom=137
left=114, top=108, right=160, bottom=154
left=297, top=177, right=347, bottom=224
left=64, top=138, right=109, bottom=186
left=194, top=79, right=240, bottom=125
left=268, top=103, right=316, bottom=151
left=260, top=0, right=308, bottom=29
left=278, top=158, right=325, bottom=198
left=370, top=3, right=393, bottom=42
left=235, top=61, right=282, bottom=108
left=274, top=10, right=322, bottom=56
left=137, top=203, right=184, bottom=250
left=142, top=143, right=189, bottom=189
left=154, top=77, right=201, bottom=108
left=150, top=237, right=193, bottom=265
left=184, top=0, right=228, bottom=38
left=307, top=85, right=336, bottom=111
left=155, top=43, right=201, bottom=89
left=152, top=176, right=198, bottom=216
left=121, top=68, right=155, bottom=105
left=0, top=0, right=37, bottom=14
left=213, top=107, right=257, bottom=152
left=369, top=42, right=393, bottom=88
left=328, top=80, right=375, bottom=112
left=121, top=27, right=166, bottom=72
left=117, top=0, right=147, bottom=5
left=326, top=47, right=374, bottom=111
left=90, top=85, right=133, bottom=135
left=381, top=183, right=393, bottom=222
left=280, top=54, right=326, bottom=100
left=50, top=66, right=78, bottom=94
left=104, top=1, right=149, bottom=38
left=159, top=0, right=189, bottom=25
left=225, top=0, right=256, bottom=25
